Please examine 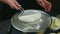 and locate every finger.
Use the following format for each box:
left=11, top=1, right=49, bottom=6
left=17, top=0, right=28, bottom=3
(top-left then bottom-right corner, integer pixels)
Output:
left=36, top=0, right=45, bottom=8
left=43, top=0, right=49, bottom=11
left=14, top=0, right=21, bottom=7
left=9, top=4, right=14, bottom=9
left=46, top=2, right=52, bottom=12
left=14, top=1, right=21, bottom=10
left=48, top=3, right=52, bottom=11
left=13, top=2, right=20, bottom=10
left=38, top=0, right=45, bottom=6
left=43, top=0, right=52, bottom=12
left=8, top=1, right=15, bottom=9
